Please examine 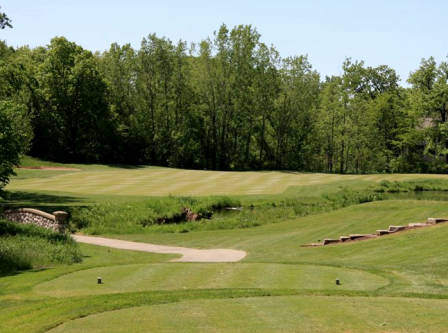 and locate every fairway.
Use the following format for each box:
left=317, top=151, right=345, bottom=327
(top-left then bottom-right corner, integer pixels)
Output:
left=8, top=166, right=448, bottom=196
